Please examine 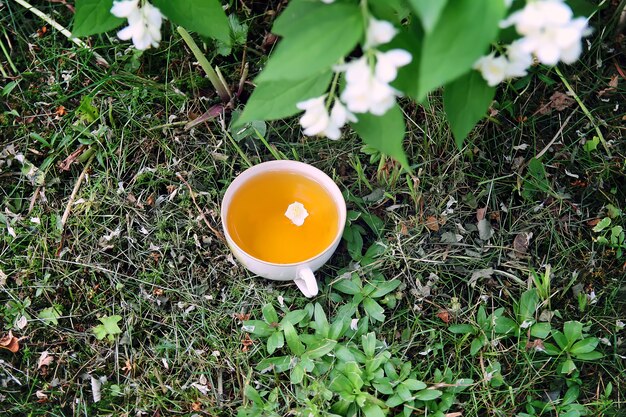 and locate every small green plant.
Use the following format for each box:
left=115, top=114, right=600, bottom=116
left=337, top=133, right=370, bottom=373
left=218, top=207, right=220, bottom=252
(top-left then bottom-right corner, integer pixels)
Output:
left=495, top=289, right=551, bottom=339
left=448, top=305, right=506, bottom=356
left=542, top=321, right=603, bottom=375
left=592, top=215, right=625, bottom=258
left=331, top=271, right=401, bottom=323
left=92, top=315, right=123, bottom=341
left=242, top=301, right=472, bottom=417
left=518, top=385, right=589, bottom=417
